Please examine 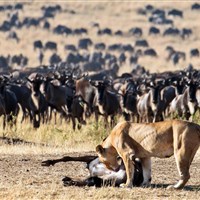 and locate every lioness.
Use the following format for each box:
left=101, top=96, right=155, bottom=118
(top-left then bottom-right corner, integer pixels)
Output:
left=96, top=120, right=200, bottom=189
